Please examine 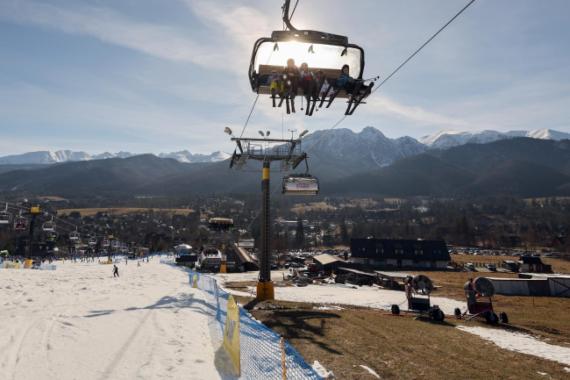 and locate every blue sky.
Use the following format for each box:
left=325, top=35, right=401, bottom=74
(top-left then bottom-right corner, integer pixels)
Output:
left=0, top=0, right=569, bottom=155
